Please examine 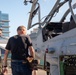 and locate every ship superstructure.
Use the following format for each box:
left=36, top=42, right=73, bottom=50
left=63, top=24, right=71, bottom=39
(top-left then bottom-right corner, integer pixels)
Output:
left=25, top=0, right=76, bottom=75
